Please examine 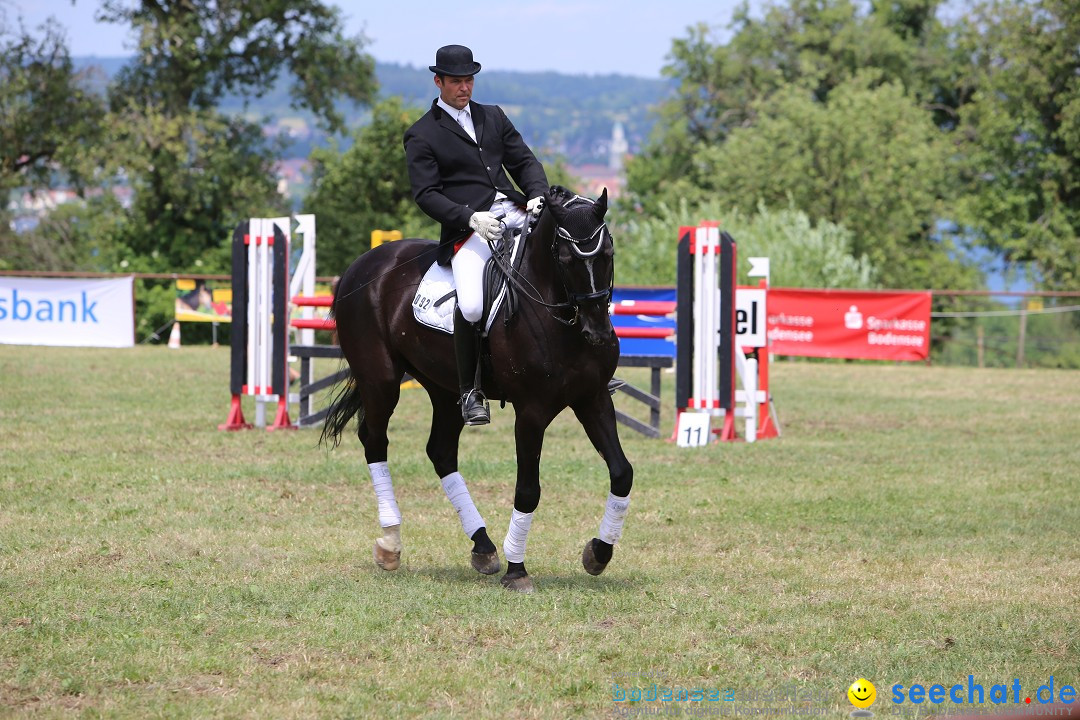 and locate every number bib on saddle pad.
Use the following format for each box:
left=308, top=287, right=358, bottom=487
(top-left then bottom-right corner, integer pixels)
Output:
left=411, top=228, right=527, bottom=335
